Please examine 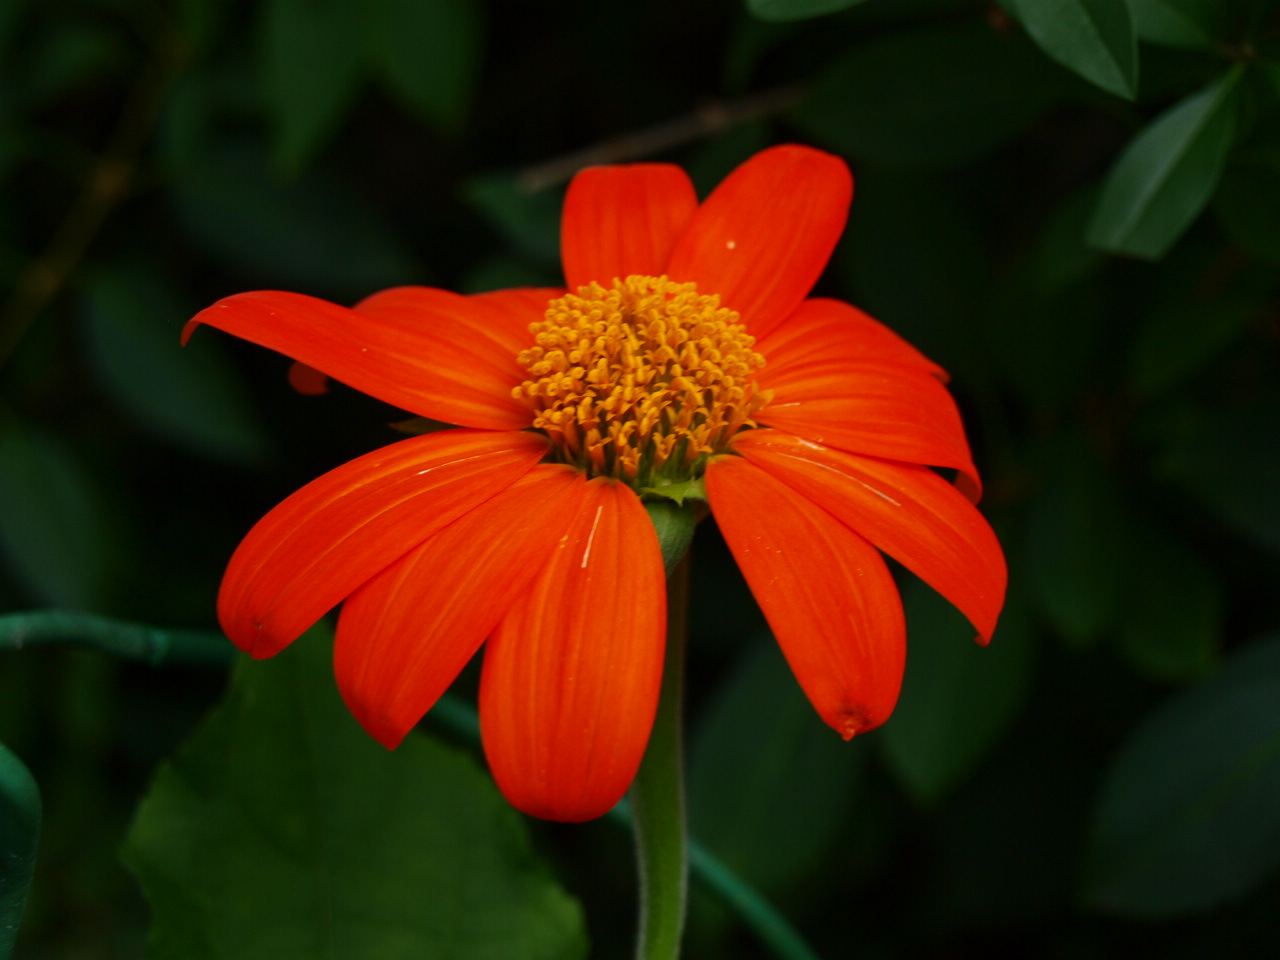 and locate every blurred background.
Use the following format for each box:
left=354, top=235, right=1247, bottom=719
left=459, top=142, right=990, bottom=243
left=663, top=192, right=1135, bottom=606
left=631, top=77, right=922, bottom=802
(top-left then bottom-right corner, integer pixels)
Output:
left=2, top=0, right=1279, bottom=957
